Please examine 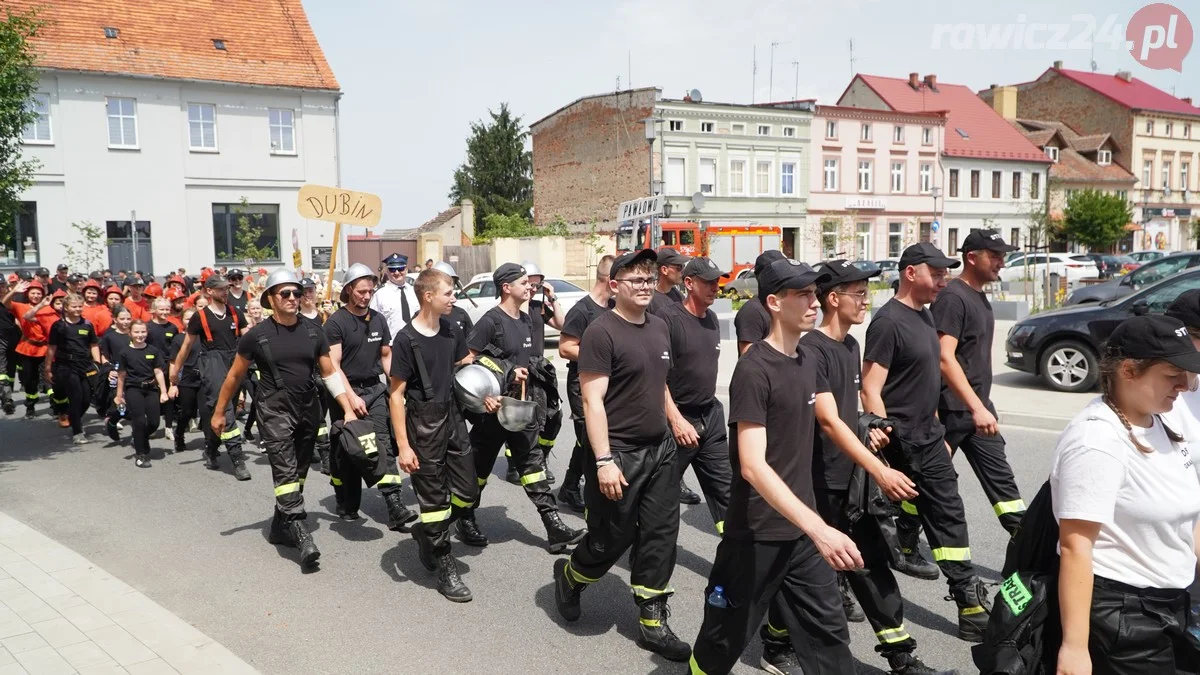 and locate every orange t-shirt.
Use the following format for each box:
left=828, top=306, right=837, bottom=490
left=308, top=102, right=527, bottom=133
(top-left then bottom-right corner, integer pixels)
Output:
left=123, top=297, right=151, bottom=322
left=82, top=304, right=113, bottom=336
left=13, top=303, right=59, bottom=357
left=167, top=315, right=185, bottom=332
